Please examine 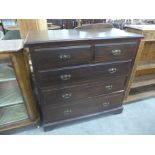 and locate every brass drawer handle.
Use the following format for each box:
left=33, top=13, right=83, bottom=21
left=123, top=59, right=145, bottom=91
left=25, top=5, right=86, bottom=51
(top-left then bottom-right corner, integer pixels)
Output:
left=62, top=93, right=72, bottom=99
left=111, top=49, right=122, bottom=55
left=59, top=54, right=71, bottom=60
left=64, top=108, right=72, bottom=115
left=108, top=68, right=117, bottom=74
left=60, top=74, right=71, bottom=80
left=102, top=102, right=110, bottom=107
left=105, top=85, right=113, bottom=90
